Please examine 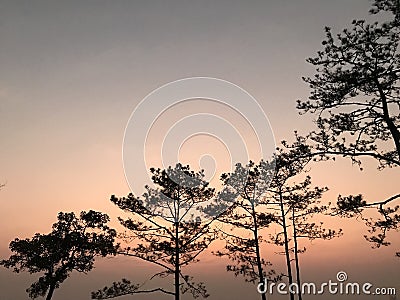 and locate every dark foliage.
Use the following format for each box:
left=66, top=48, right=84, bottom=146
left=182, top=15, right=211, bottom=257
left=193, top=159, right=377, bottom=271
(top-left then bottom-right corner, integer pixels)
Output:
left=0, top=210, right=117, bottom=300
left=92, top=164, right=217, bottom=300
left=211, top=160, right=278, bottom=300
left=297, top=0, right=400, bottom=252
